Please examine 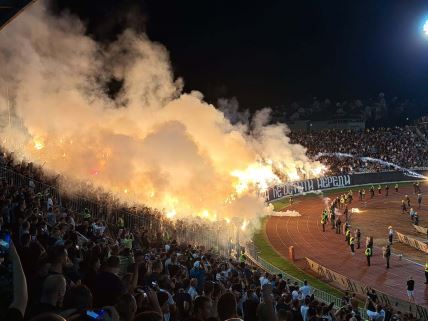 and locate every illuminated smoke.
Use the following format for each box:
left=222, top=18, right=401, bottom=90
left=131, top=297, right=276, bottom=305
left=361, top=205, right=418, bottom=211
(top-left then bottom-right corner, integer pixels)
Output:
left=0, top=2, right=325, bottom=225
